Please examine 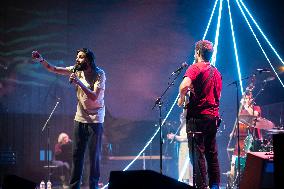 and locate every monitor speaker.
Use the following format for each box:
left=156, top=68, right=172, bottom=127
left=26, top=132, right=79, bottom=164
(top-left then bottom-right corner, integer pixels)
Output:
left=240, top=152, right=274, bottom=189
left=273, top=133, right=284, bottom=189
left=2, top=175, right=37, bottom=189
left=108, top=170, right=191, bottom=189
